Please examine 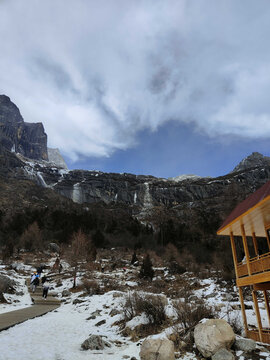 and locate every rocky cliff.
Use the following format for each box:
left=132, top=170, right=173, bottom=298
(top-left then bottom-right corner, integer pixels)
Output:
left=1, top=95, right=270, bottom=230
left=0, top=95, right=48, bottom=160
